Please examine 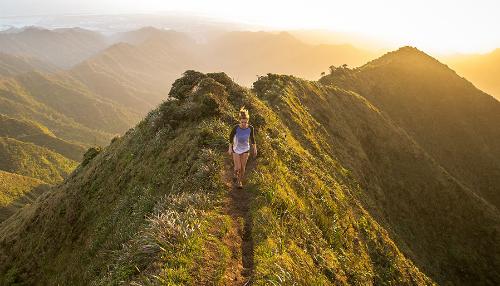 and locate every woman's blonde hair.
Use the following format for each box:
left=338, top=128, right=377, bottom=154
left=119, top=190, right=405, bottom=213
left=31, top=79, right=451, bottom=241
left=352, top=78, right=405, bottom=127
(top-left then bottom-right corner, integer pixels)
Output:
left=239, top=106, right=249, bottom=120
